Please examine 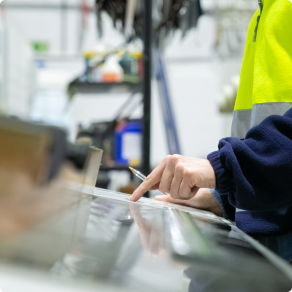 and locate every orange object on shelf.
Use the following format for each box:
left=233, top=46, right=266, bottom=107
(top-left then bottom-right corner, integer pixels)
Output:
left=102, top=73, right=122, bottom=83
